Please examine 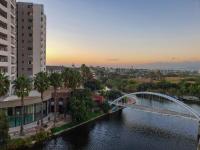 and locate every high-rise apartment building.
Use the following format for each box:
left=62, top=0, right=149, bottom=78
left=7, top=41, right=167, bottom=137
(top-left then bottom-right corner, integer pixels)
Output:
left=17, top=2, right=46, bottom=78
left=0, top=0, right=16, bottom=84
